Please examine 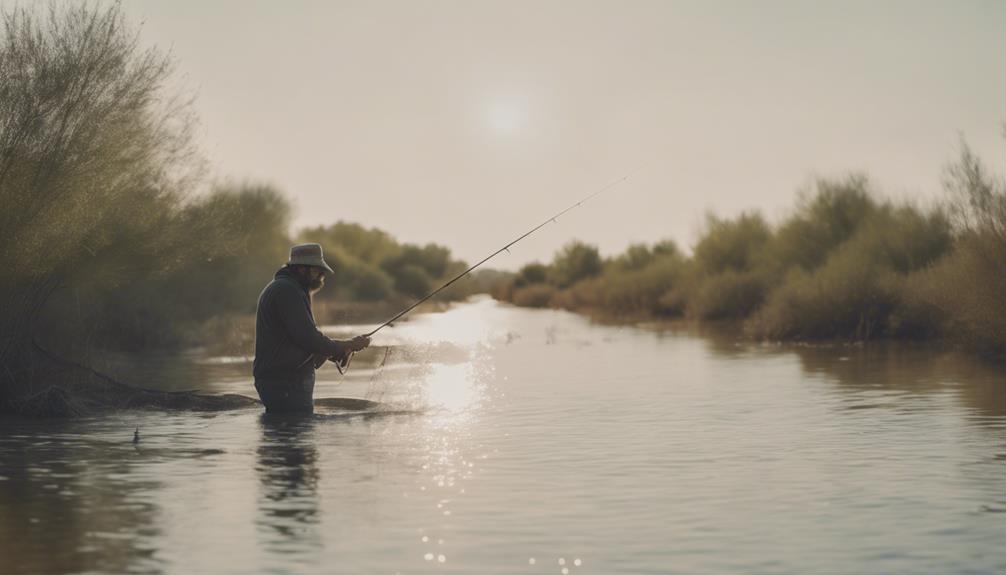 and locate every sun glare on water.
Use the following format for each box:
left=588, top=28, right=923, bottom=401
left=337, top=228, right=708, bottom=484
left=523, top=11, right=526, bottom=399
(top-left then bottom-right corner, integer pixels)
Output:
left=422, top=363, right=481, bottom=413
left=406, top=300, right=501, bottom=418
left=395, top=296, right=498, bottom=347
